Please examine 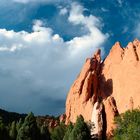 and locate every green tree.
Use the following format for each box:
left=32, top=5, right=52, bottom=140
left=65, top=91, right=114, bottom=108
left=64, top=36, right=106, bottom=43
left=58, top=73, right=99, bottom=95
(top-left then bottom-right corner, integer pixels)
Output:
left=63, top=122, right=73, bottom=140
left=40, top=125, right=51, bottom=140
left=0, top=116, right=9, bottom=140
left=113, top=109, right=140, bottom=140
left=51, top=122, right=66, bottom=140
left=9, top=121, right=17, bottom=140
left=69, top=115, right=91, bottom=140
left=16, top=112, right=39, bottom=140
left=16, top=118, right=23, bottom=132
